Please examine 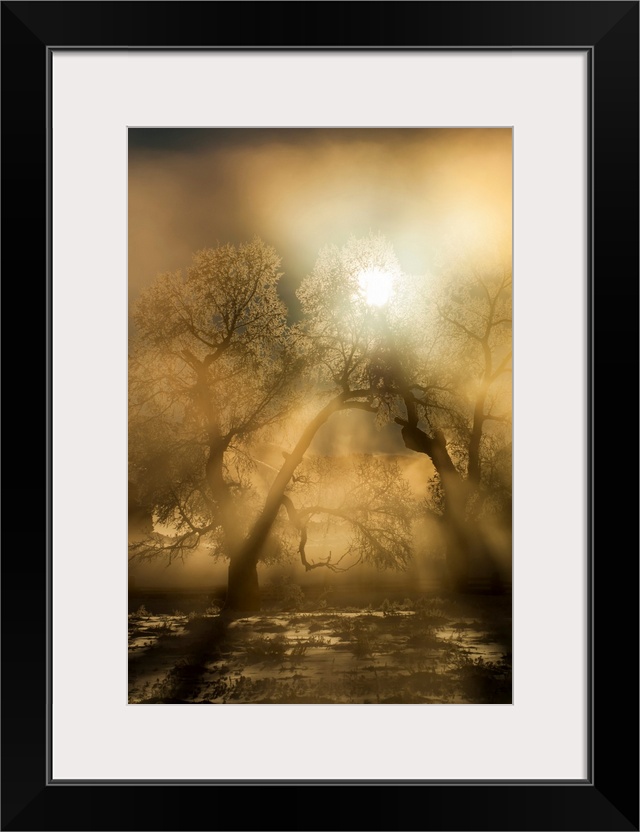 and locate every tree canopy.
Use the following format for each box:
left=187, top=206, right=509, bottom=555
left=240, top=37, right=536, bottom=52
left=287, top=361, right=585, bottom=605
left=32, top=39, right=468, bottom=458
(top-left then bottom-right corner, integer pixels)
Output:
left=129, top=239, right=297, bottom=564
left=129, top=233, right=512, bottom=607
